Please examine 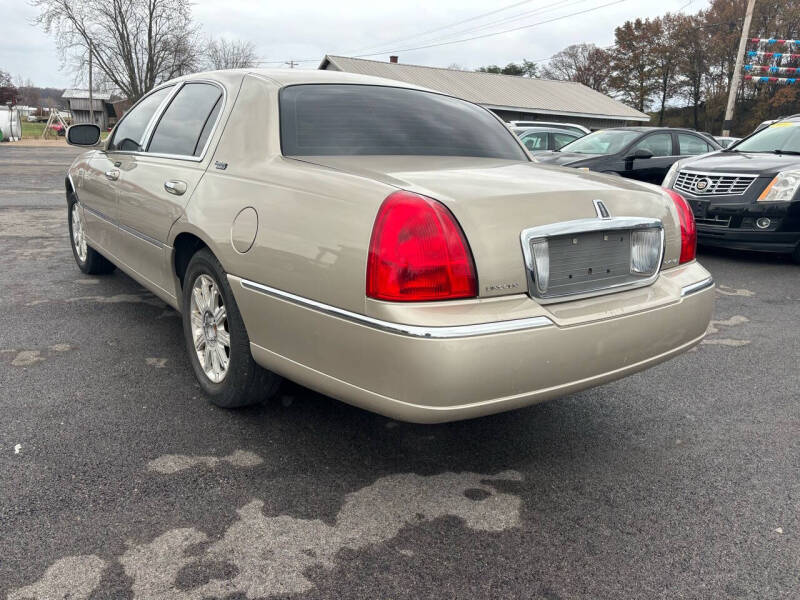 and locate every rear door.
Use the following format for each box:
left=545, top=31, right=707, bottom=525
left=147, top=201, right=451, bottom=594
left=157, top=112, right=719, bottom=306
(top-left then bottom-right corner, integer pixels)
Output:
left=675, top=132, right=715, bottom=160
left=115, top=82, right=224, bottom=293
